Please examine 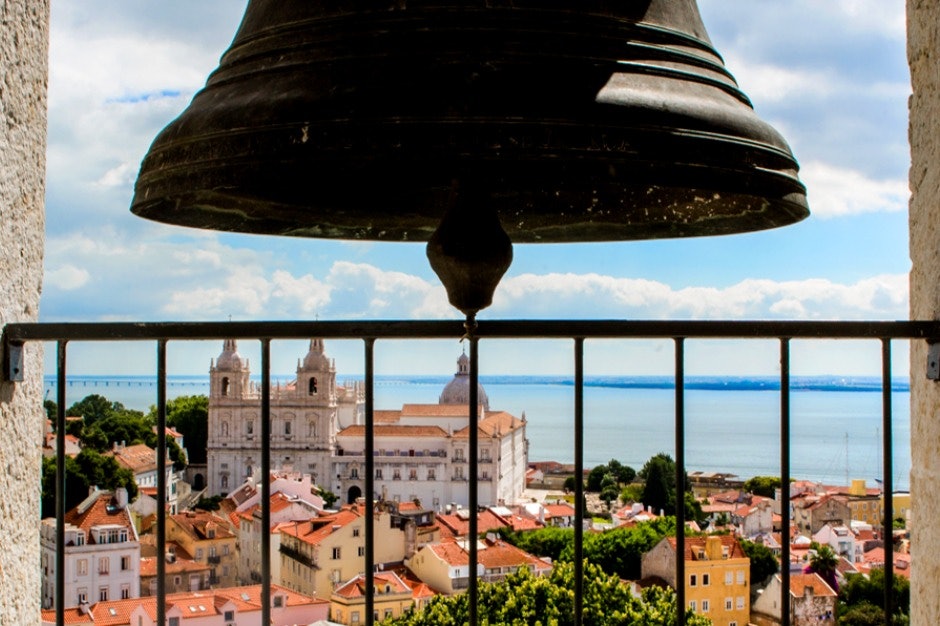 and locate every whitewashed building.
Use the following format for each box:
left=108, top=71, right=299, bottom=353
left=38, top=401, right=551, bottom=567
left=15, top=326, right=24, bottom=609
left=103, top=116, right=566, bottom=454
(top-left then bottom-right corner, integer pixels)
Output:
left=207, top=341, right=528, bottom=508
left=40, top=488, right=141, bottom=610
